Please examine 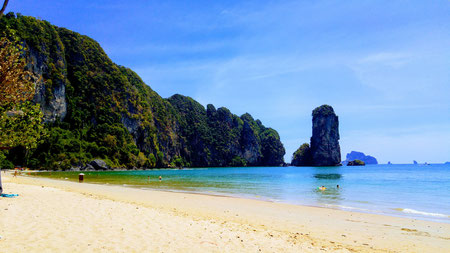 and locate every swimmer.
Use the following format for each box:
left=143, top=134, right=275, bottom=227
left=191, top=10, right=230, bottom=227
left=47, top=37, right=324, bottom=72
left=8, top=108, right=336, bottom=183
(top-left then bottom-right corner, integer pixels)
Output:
left=337, top=184, right=340, bottom=189
left=319, top=185, right=326, bottom=191
left=159, top=176, right=162, bottom=181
